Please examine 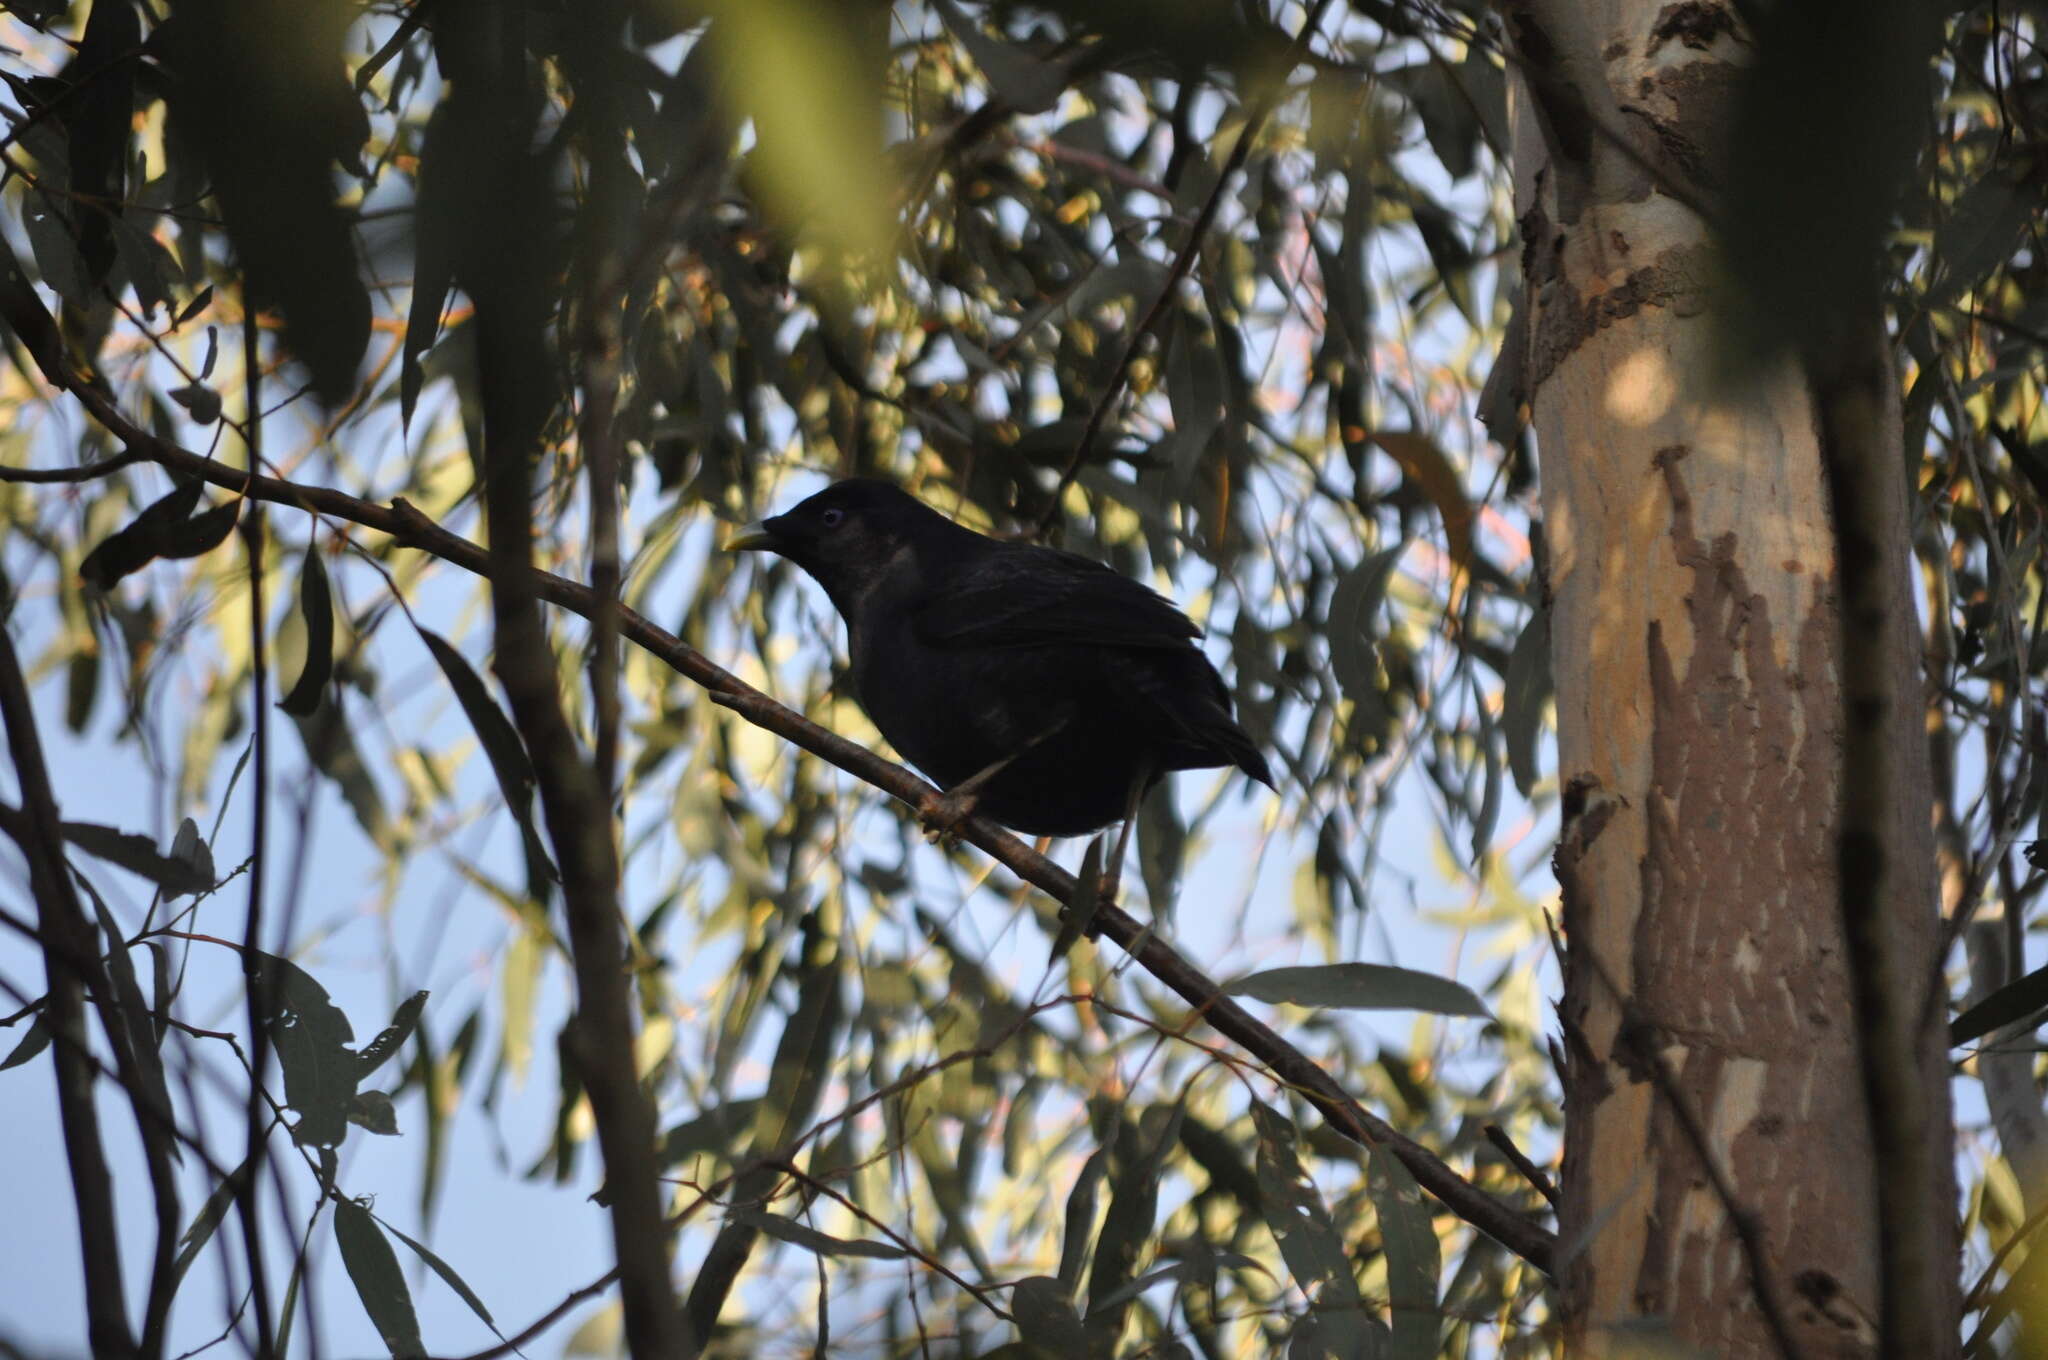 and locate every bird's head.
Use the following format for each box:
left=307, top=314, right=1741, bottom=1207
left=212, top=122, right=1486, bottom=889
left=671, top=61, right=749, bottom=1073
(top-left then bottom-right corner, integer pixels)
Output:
left=726, top=479, right=961, bottom=607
